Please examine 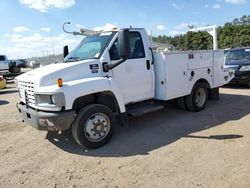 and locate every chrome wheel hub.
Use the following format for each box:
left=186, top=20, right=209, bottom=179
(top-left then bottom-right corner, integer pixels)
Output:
left=195, top=88, right=206, bottom=107
left=84, top=113, right=110, bottom=142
